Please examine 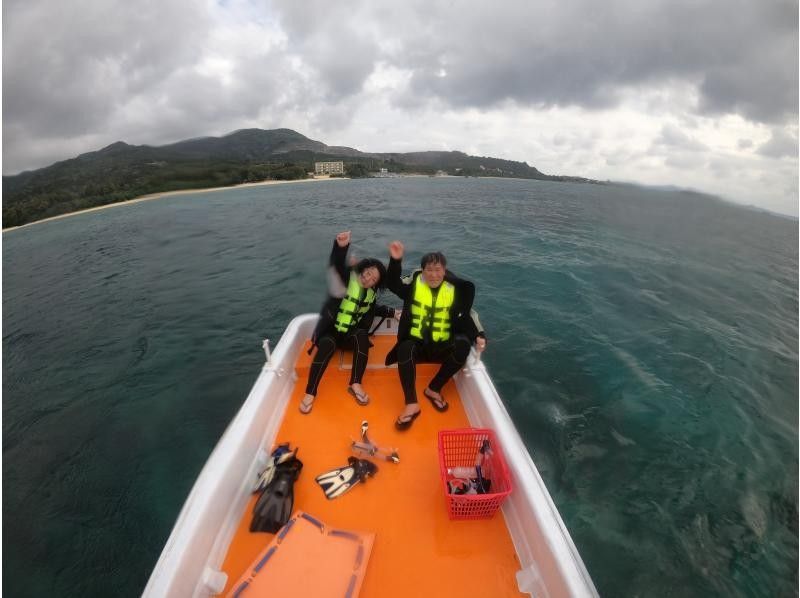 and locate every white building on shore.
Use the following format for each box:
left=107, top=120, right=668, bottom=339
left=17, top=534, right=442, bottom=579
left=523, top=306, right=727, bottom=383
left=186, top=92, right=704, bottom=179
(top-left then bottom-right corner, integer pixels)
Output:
left=314, top=161, right=344, bottom=176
